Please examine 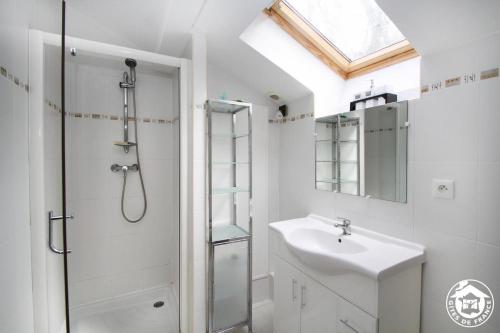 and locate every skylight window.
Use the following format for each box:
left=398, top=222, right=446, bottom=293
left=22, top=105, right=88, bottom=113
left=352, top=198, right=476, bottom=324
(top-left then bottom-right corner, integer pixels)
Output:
left=265, top=0, right=417, bottom=78
left=284, top=0, right=405, bottom=61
